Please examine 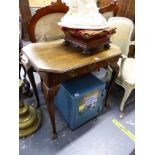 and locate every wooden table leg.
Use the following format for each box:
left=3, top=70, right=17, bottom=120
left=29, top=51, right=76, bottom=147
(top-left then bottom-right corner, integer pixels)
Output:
left=27, top=67, right=40, bottom=108
left=42, top=81, right=60, bottom=139
left=105, top=63, right=119, bottom=107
